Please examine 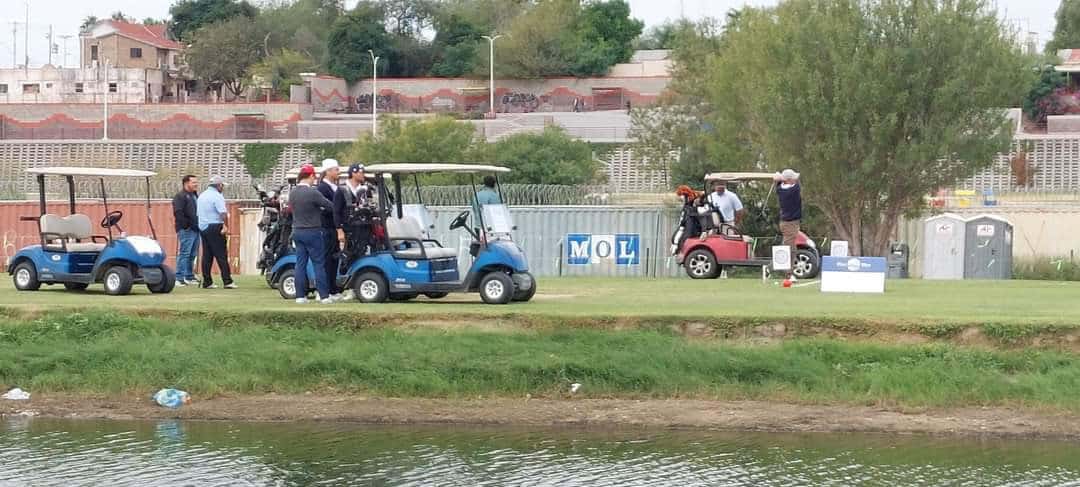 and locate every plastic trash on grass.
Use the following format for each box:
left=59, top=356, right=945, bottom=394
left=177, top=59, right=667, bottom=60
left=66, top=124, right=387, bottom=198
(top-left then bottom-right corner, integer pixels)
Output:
left=2, top=388, right=30, bottom=400
left=153, top=389, right=191, bottom=409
